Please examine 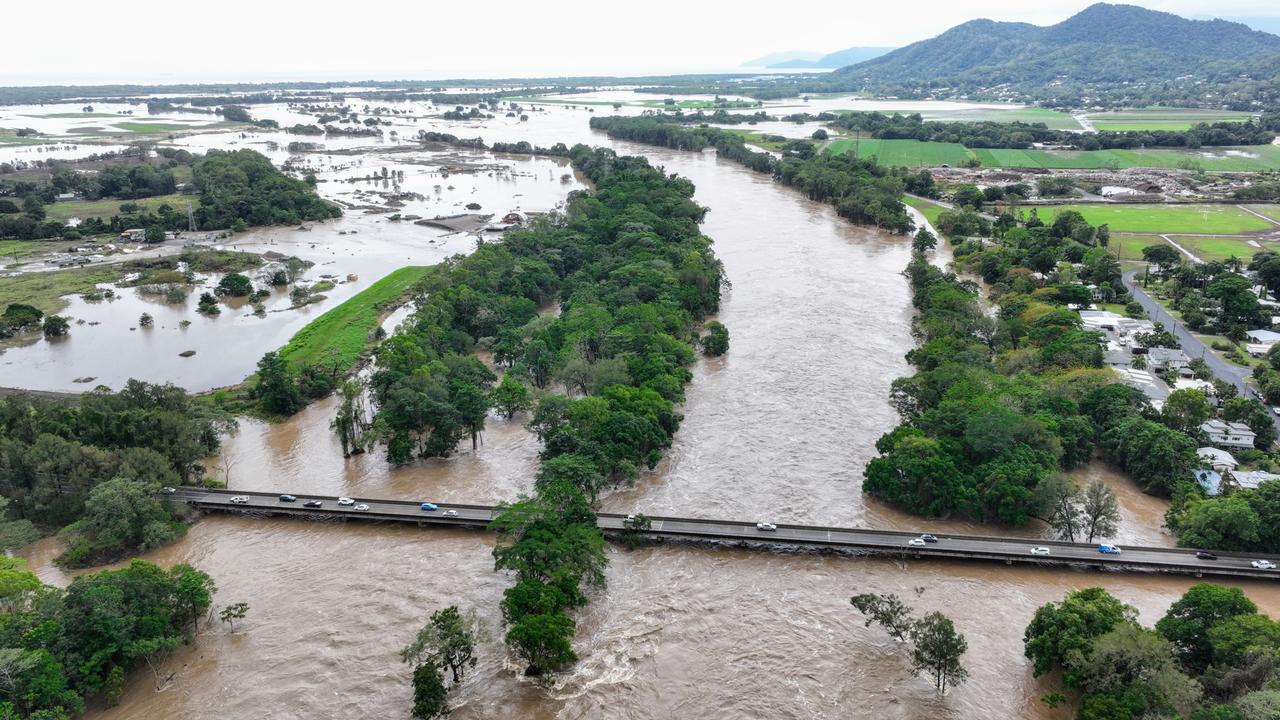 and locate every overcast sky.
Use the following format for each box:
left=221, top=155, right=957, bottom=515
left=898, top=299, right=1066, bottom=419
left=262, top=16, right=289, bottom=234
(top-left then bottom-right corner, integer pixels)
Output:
left=4, top=0, right=1279, bottom=86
